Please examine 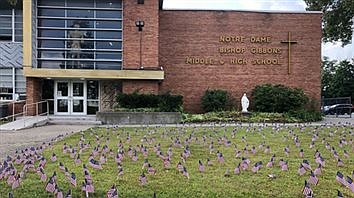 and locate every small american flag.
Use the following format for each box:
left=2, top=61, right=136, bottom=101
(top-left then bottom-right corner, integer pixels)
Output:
left=182, top=167, right=190, bottom=179
left=337, top=189, right=343, bottom=198
left=198, top=160, right=205, bottom=173
left=299, top=149, right=304, bottom=158
left=107, top=184, right=118, bottom=198
left=302, top=180, right=313, bottom=197
left=11, top=175, right=20, bottom=190
left=298, top=164, right=306, bottom=176
left=65, top=189, right=72, bottom=198
left=308, top=171, right=318, bottom=185
left=281, top=161, right=288, bottom=171
left=139, top=172, right=147, bottom=185
left=336, top=171, right=347, bottom=186
left=346, top=176, right=354, bottom=192
left=302, top=160, right=311, bottom=170
left=314, top=164, right=321, bottom=176
left=69, top=173, right=77, bottom=187
left=337, top=158, right=344, bottom=167
left=234, top=163, right=241, bottom=175
left=89, top=159, right=102, bottom=170
left=45, top=177, right=56, bottom=193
